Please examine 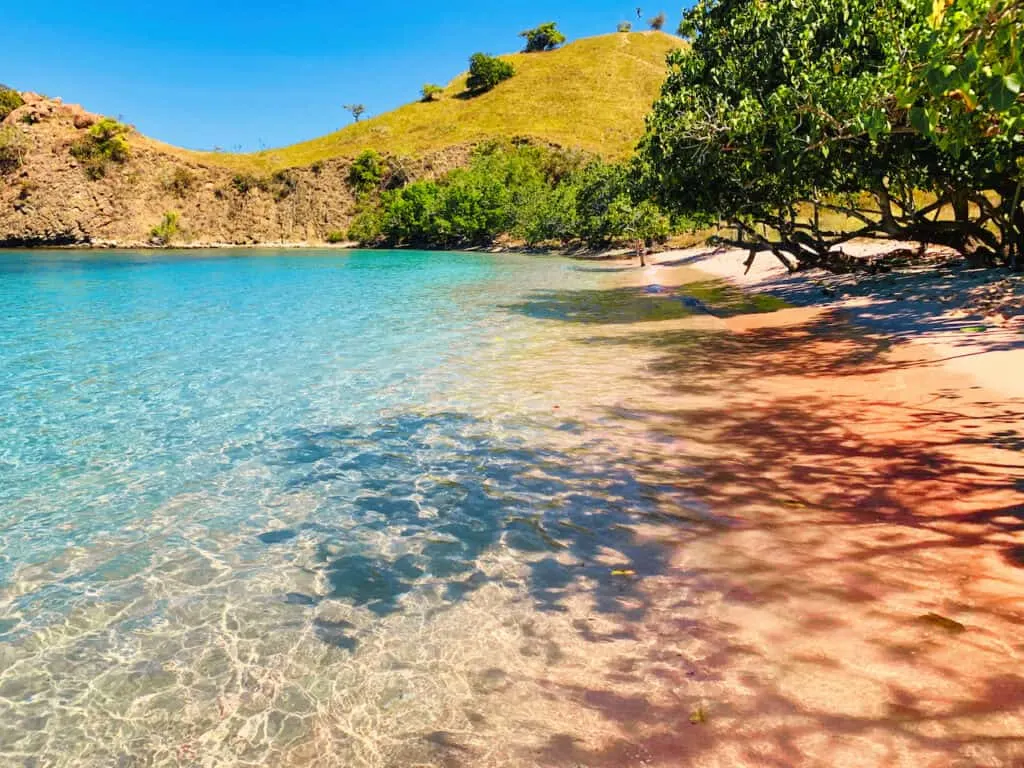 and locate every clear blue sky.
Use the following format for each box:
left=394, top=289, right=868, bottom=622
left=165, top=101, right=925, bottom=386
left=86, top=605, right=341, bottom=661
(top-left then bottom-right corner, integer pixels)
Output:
left=4, top=2, right=685, bottom=152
